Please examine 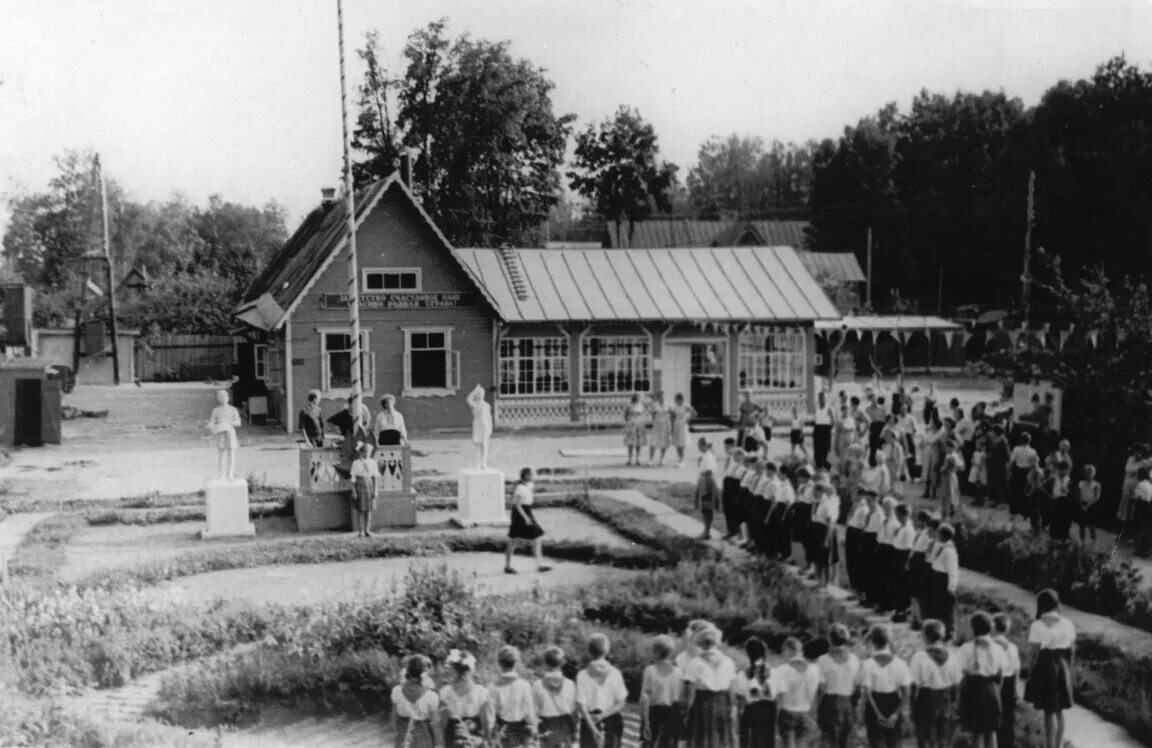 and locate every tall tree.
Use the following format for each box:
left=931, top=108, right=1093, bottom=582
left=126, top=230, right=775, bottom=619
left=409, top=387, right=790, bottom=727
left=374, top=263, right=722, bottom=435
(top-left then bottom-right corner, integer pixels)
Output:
left=567, top=106, right=678, bottom=245
left=686, top=135, right=814, bottom=219
left=353, top=19, right=574, bottom=247
left=190, top=196, right=288, bottom=296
